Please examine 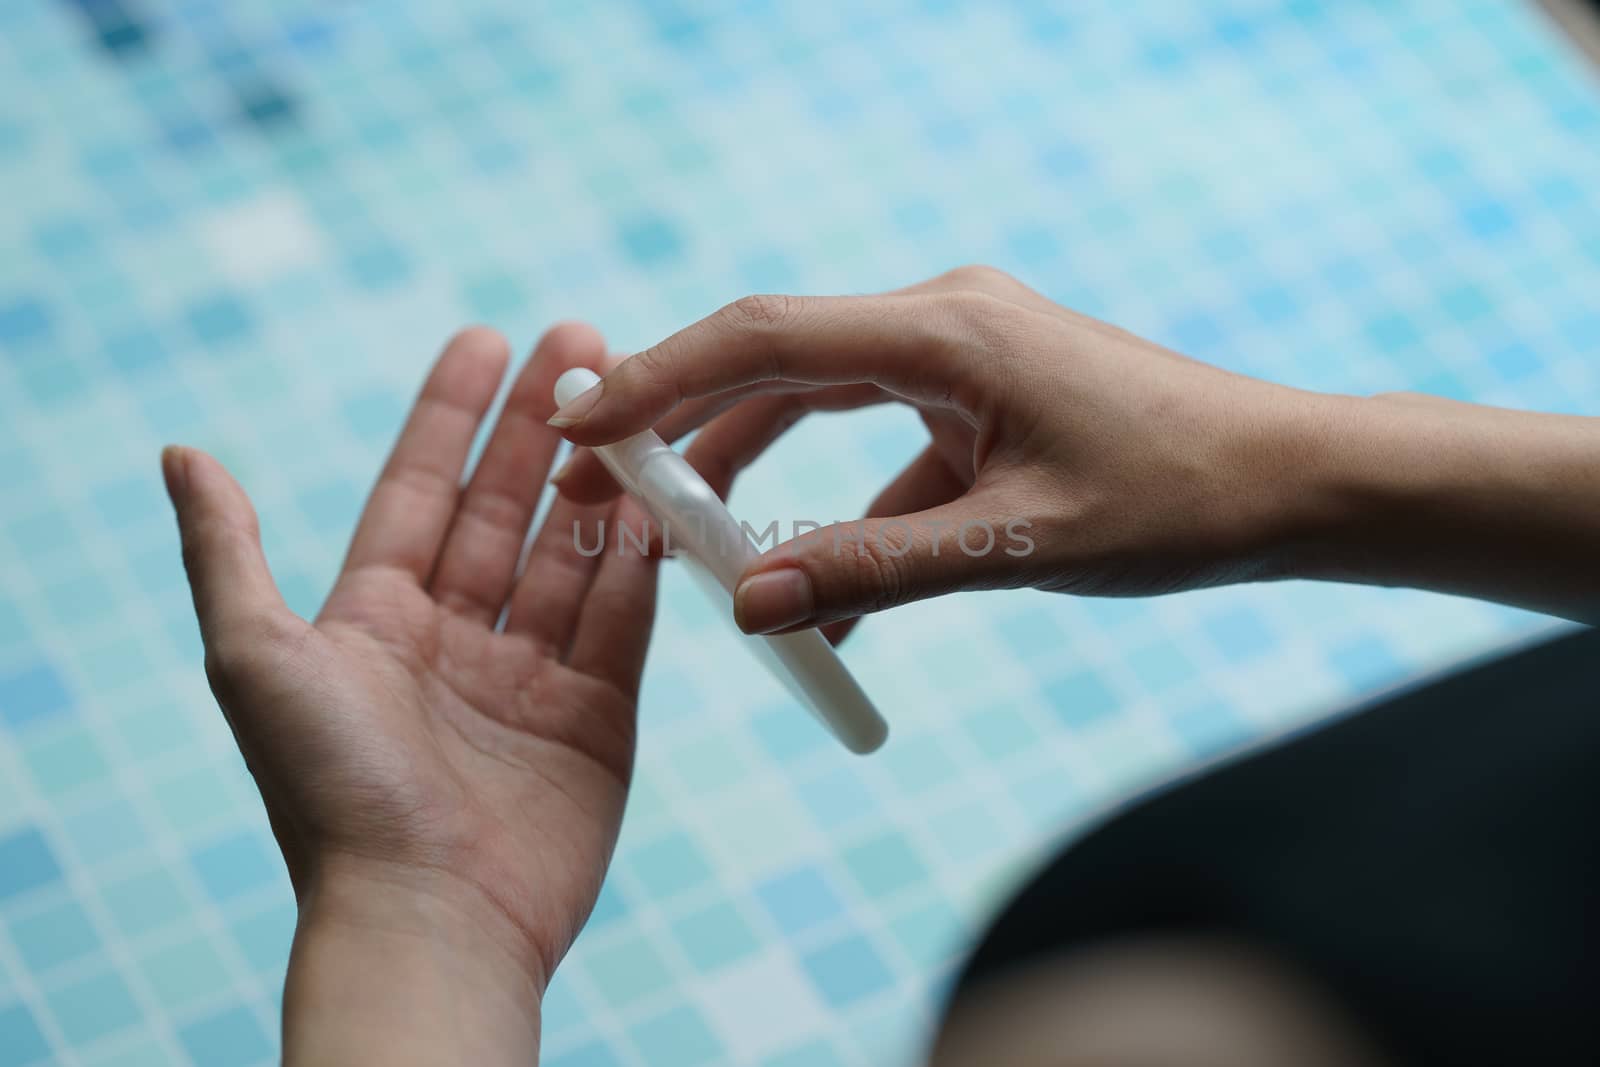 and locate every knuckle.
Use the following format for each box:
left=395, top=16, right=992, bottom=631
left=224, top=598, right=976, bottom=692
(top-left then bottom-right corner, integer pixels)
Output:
left=939, top=286, right=1008, bottom=324
left=584, top=587, right=638, bottom=625
left=621, top=344, right=689, bottom=410
left=724, top=293, right=795, bottom=333
left=841, top=532, right=911, bottom=614
left=178, top=535, right=207, bottom=579
left=626, top=343, right=670, bottom=388
left=936, top=288, right=1019, bottom=357
left=180, top=511, right=260, bottom=577
left=204, top=613, right=299, bottom=690
left=202, top=635, right=254, bottom=694
left=457, top=484, right=527, bottom=536
left=1374, top=389, right=1441, bottom=406
left=202, top=645, right=246, bottom=699
left=940, top=263, right=1014, bottom=292
left=449, top=324, right=508, bottom=355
